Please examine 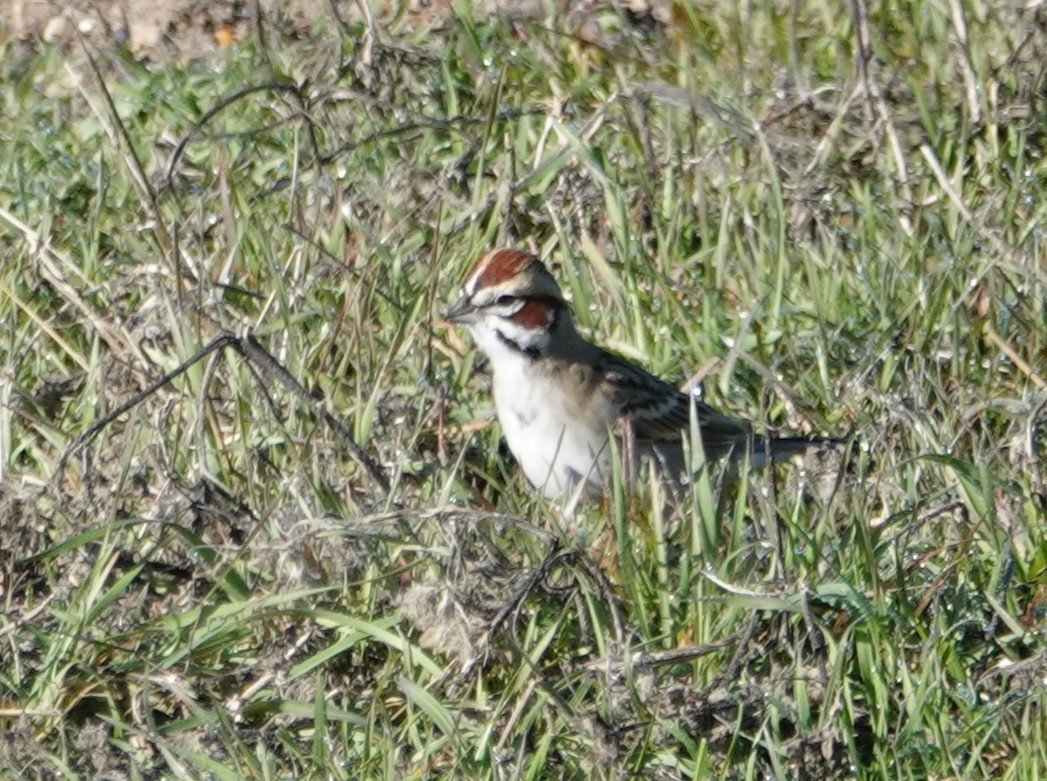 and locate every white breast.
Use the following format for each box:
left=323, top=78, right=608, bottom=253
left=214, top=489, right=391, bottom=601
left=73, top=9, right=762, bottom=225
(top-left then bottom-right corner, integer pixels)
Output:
left=491, top=354, right=610, bottom=499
